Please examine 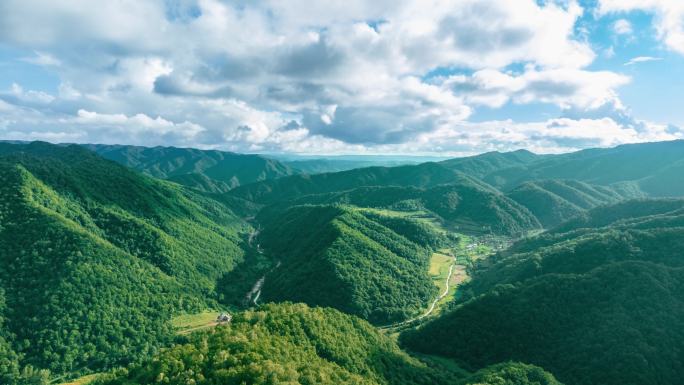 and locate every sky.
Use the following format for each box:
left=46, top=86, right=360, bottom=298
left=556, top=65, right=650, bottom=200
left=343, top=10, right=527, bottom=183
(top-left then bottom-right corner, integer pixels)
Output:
left=0, top=0, right=683, bottom=156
